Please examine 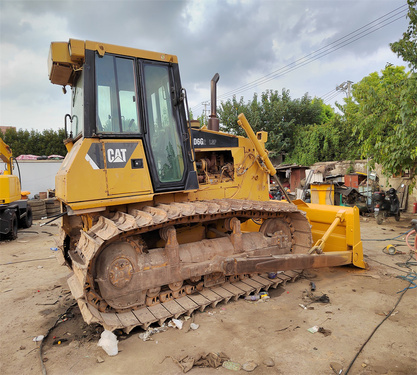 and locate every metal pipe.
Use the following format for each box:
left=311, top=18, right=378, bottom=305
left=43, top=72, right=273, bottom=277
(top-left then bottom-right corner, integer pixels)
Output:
left=208, top=73, right=220, bottom=131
